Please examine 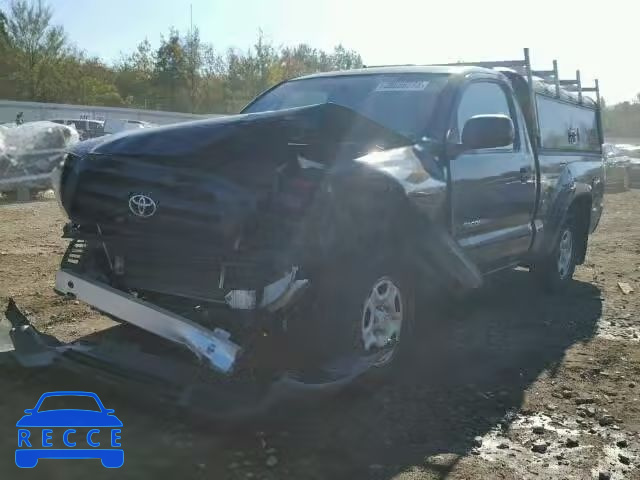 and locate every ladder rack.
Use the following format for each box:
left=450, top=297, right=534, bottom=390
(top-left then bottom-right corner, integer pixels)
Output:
left=365, top=49, right=602, bottom=150
left=433, top=48, right=600, bottom=106
left=366, top=49, right=601, bottom=106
